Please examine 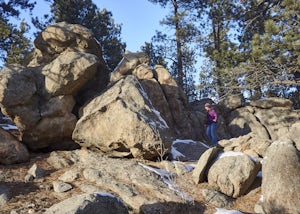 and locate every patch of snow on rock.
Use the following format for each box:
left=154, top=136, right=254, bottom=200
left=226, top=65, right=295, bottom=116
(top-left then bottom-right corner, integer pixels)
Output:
left=0, top=124, right=18, bottom=130
left=215, top=208, right=244, bottom=214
